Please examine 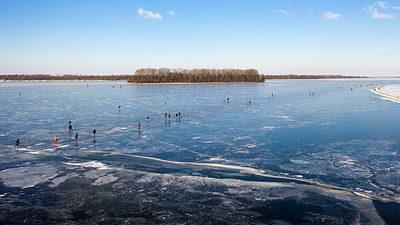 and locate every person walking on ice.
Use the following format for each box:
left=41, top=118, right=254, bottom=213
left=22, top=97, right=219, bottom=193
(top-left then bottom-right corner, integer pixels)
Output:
left=74, top=133, right=78, bottom=144
left=69, top=121, right=73, bottom=133
left=93, top=129, right=96, bottom=142
left=15, top=139, right=20, bottom=148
